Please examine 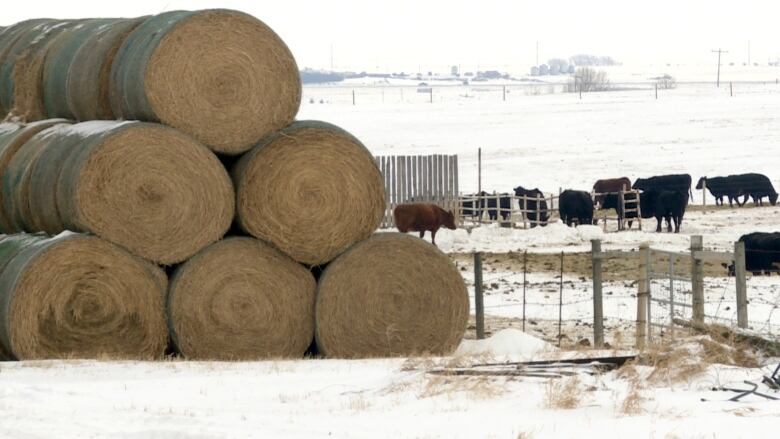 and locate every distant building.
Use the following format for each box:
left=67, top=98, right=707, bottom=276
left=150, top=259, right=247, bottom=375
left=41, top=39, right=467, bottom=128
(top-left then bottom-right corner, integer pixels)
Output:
left=530, top=66, right=540, bottom=76
left=539, top=64, right=550, bottom=75
left=451, top=65, right=459, bottom=76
